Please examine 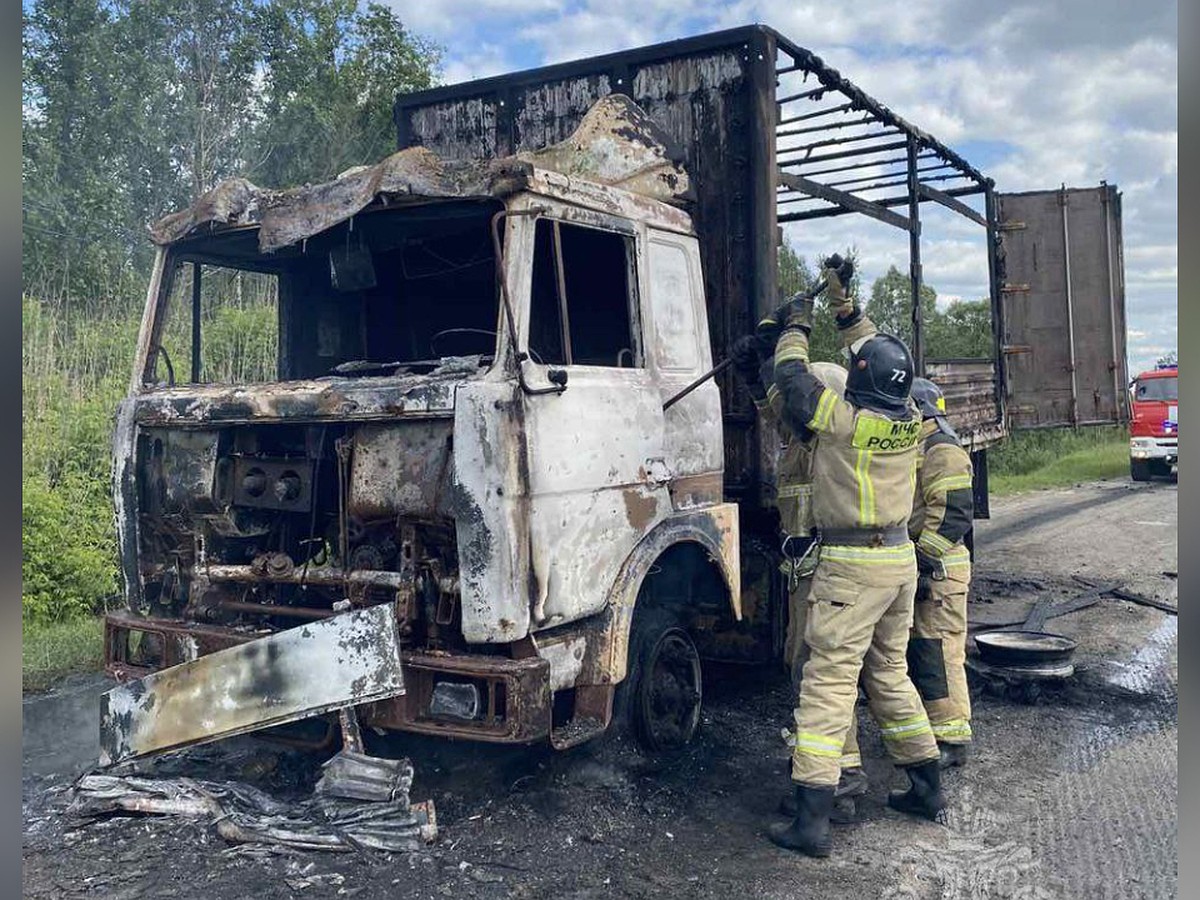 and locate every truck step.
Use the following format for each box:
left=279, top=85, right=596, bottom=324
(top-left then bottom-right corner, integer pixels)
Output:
left=550, top=717, right=608, bottom=750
